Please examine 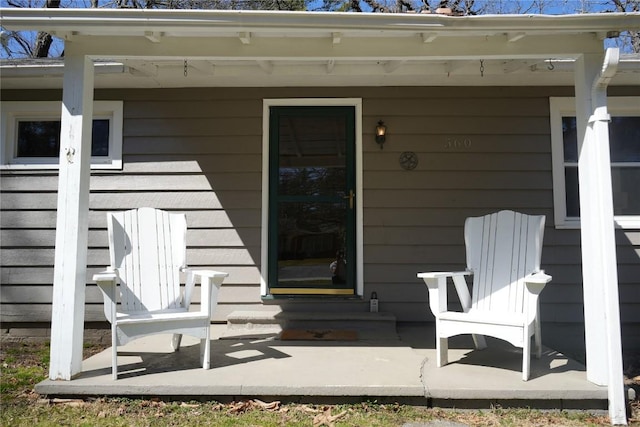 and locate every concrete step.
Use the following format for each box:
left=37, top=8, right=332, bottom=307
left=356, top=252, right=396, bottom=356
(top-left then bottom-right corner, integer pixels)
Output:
left=223, top=311, right=398, bottom=341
